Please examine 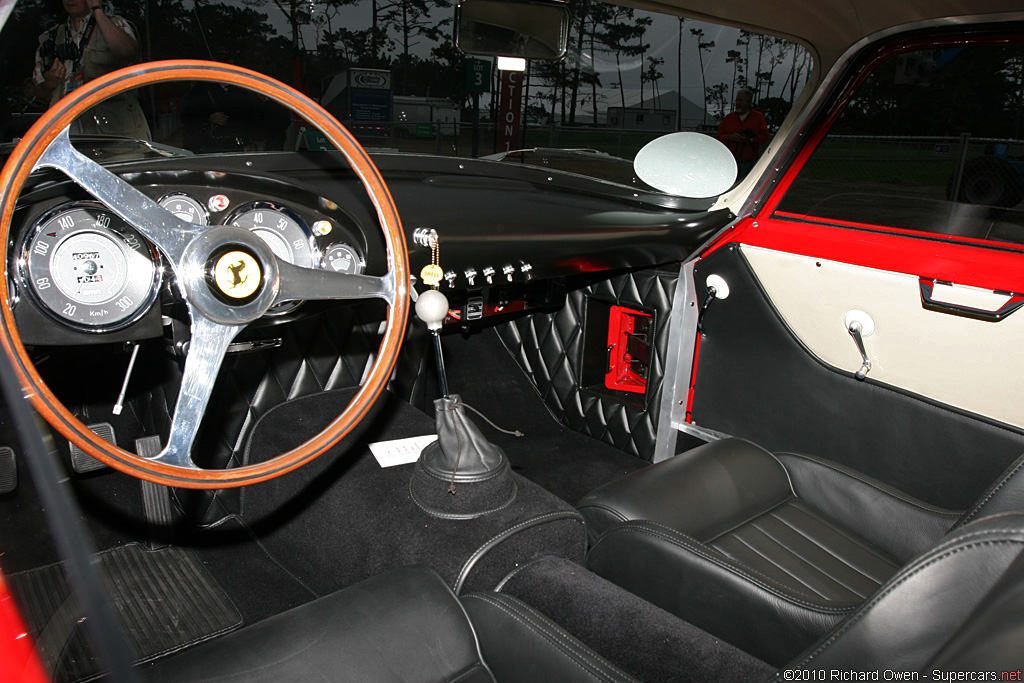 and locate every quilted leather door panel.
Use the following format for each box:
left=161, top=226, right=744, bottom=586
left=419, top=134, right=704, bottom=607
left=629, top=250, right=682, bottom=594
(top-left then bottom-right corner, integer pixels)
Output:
left=497, top=267, right=678, bottom=461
